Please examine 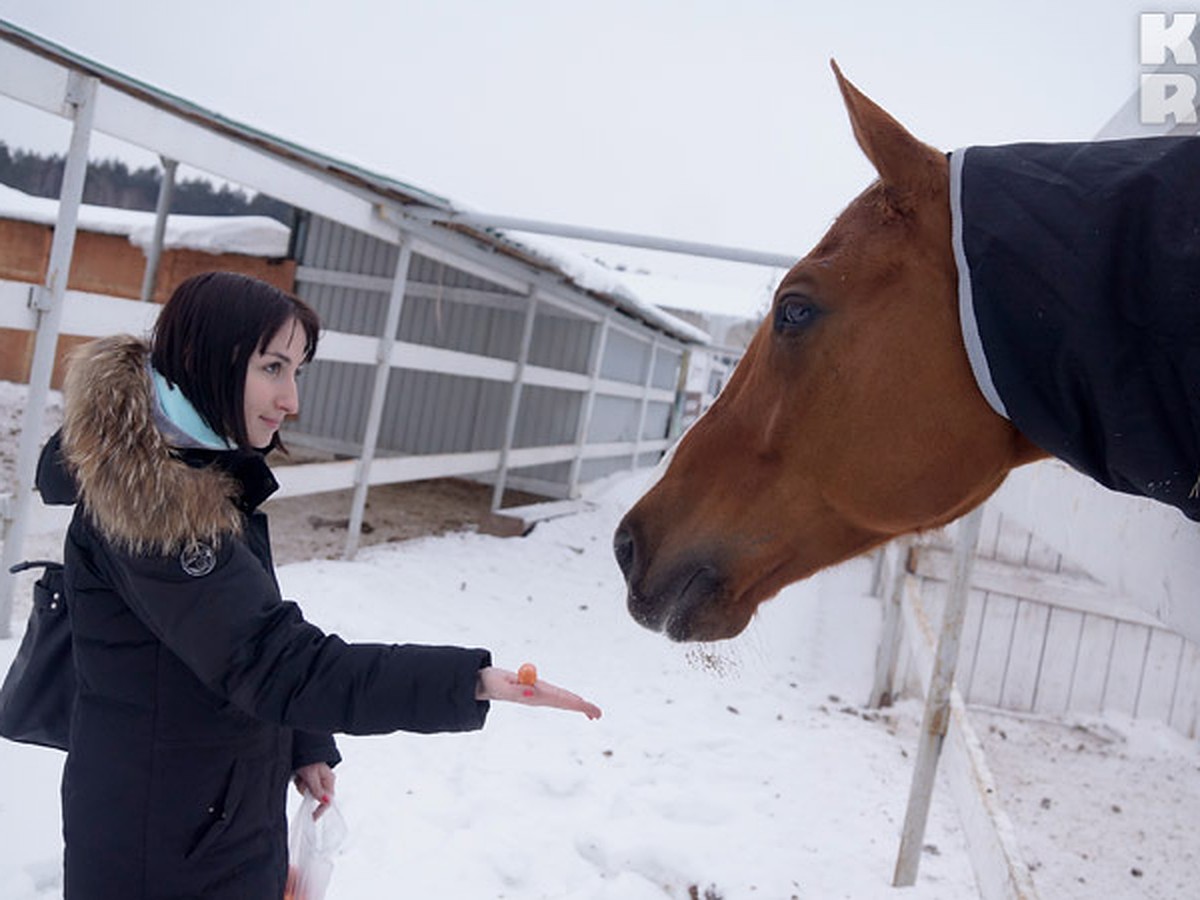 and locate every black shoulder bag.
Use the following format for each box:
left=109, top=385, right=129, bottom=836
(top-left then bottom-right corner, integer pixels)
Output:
left=0, top=560, right=73, bottom=750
